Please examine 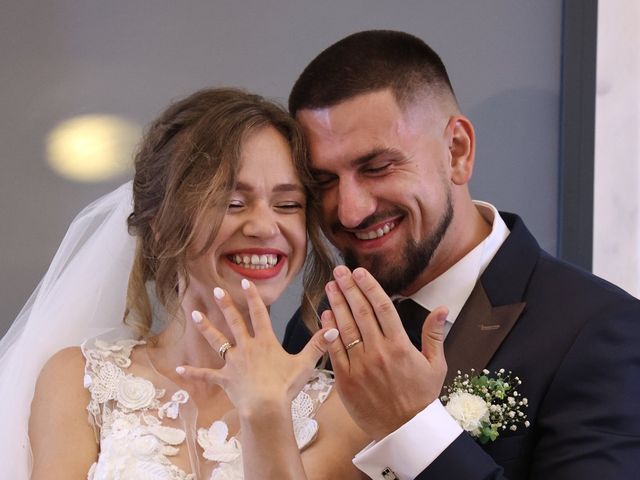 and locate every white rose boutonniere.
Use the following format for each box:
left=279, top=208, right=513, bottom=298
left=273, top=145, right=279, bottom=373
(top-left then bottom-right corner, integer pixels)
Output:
left=441, top=369, right=529, bottom=444
left=445, top=391, right=490, bottom=436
